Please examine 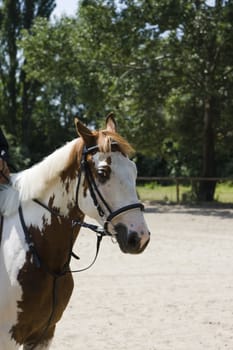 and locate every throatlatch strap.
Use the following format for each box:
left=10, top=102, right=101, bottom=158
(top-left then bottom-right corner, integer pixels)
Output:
left=0, top=216, right=3, bottom=246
